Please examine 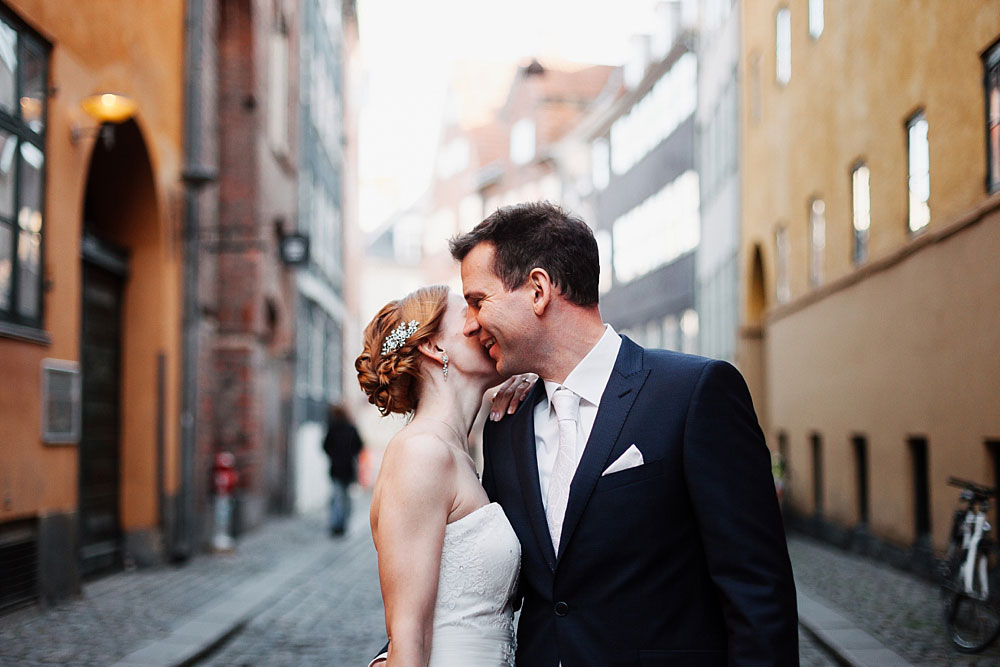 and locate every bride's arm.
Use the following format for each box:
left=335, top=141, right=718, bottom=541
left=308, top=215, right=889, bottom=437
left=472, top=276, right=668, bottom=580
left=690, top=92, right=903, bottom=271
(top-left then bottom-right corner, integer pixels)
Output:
left=372, top=435, right=455, bottom=667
